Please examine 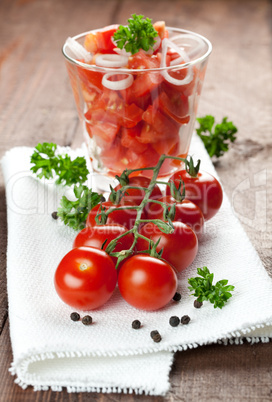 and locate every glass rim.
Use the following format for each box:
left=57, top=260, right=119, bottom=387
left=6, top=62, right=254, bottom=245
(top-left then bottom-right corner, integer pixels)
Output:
left=62, top=26, right=212, bottom=73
